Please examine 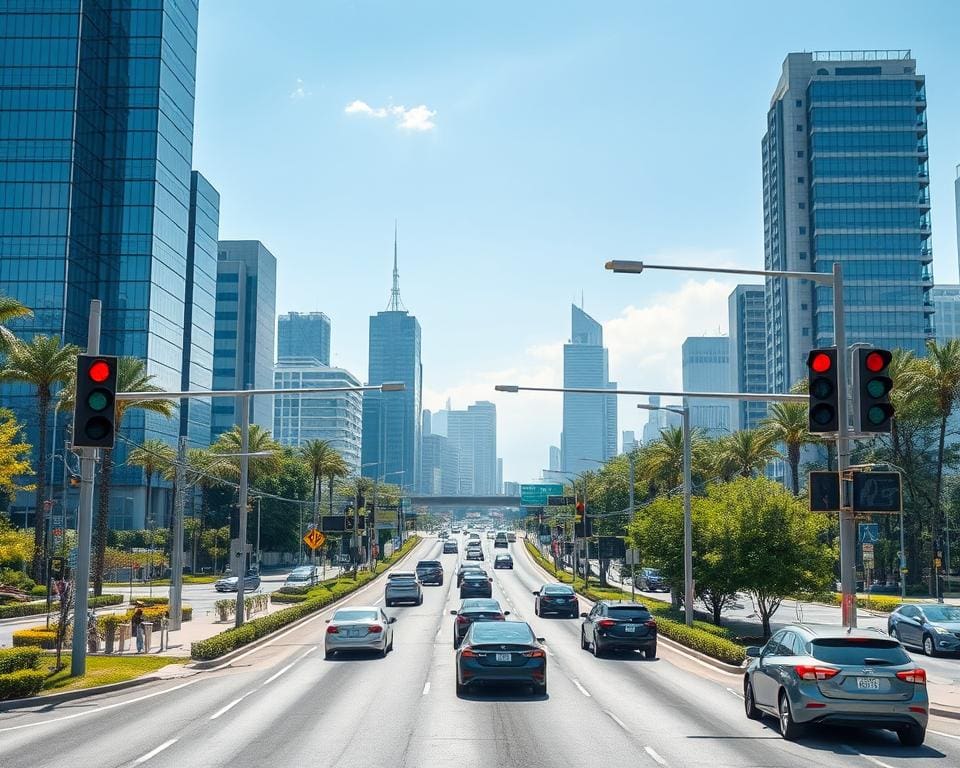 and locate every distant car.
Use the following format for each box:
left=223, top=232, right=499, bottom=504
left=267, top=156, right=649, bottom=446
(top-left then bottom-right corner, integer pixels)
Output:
left=494, top=532, right=508, bottom=549
left=507, top=531, right=517, bottom=542
left=457, top=562, right=485, bottom=587
left=465, top=547, right=484, bottom=561
left=215, top=571, right=260, bottom=593
left=324, top=606, right=395, bottom=659
left=486, top=530, right=495, bottom=540
left=467, top=532, right=481, bottom=542
left=451, top=527, right=461, bottom=534
left=443, top=540, right=459, bottom=554
left=460, top=571, right=493, bottom=599
left=743, top=624, right=927, bottom=746
left=450, top=598, right=509, bottom=647
left=888, top=603, right=960, bottom=656
left=385, top=572, right=423, bottom=606
left=634, top=568, right=669, bottom=593
left=438, top=531, right=449, bottom=539
left=533, top=583, right=578, bottom=617
left=493, top=554, right=513, bottom=570
left=456, top=620, right=546, bottom=696
left=284, top=566, right=319, bottom=588
left=415, top=560, right=444, bottom=586
left=581, top=601, right=657, bottom=658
